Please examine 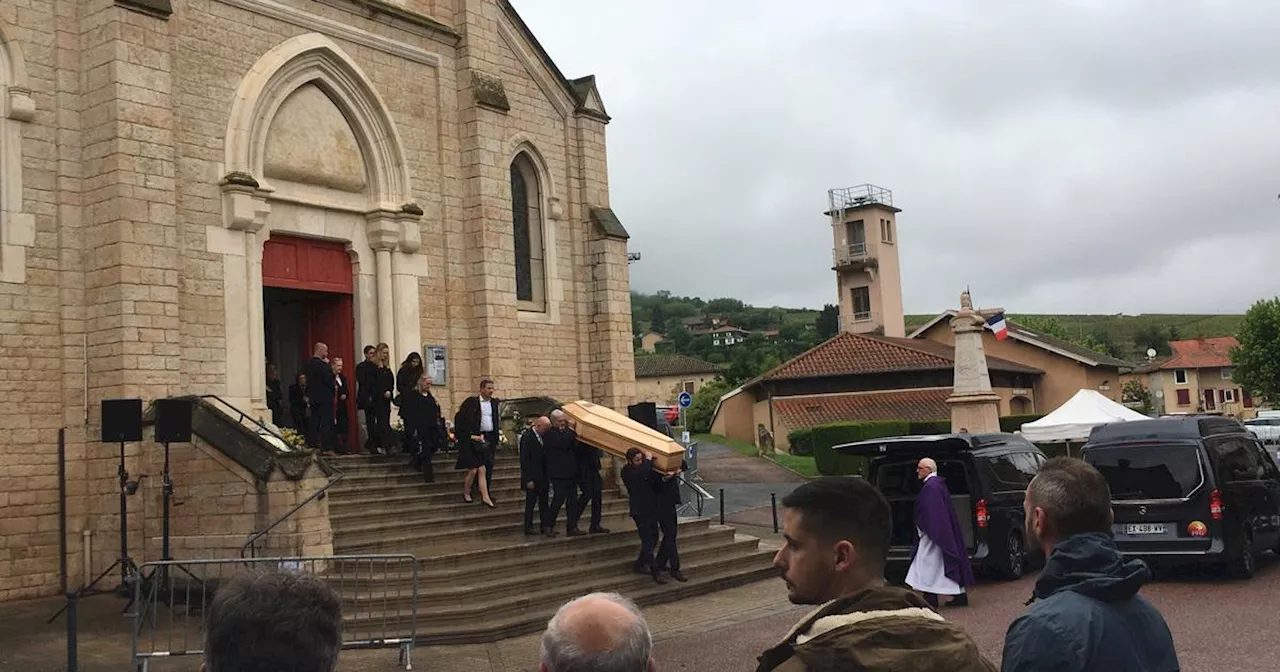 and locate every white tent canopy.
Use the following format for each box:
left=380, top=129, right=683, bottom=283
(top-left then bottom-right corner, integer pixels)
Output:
left=1019, top=389, right=1149, bottom=443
